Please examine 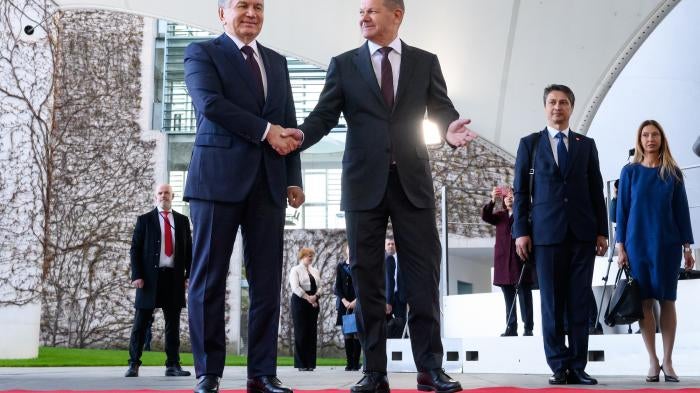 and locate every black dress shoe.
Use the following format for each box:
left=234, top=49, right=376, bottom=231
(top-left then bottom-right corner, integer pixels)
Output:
left=548, top=370, right=567, bottom=385
left=350, top=372, right=390, bottom=393
left=166, top=363, right=192, bottom=376
left=567, top=369, right=597, bottom=385
left=124, top=363, right=139, bottom=377
left=500, top=327, right=517, bottom=337
left=417, top=369, right=462, bottom=393
left=247, top=375, right=292, bottom=393
left=194, top=375, right=220, bottom=393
